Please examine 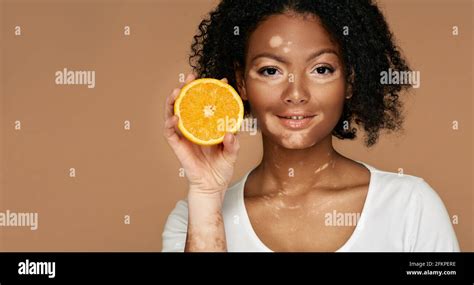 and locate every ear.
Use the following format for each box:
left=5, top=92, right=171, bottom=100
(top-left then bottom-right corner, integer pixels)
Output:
left=346, top=83, right=353, bottom=99
left=234, top=63, right=248, bottom=101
